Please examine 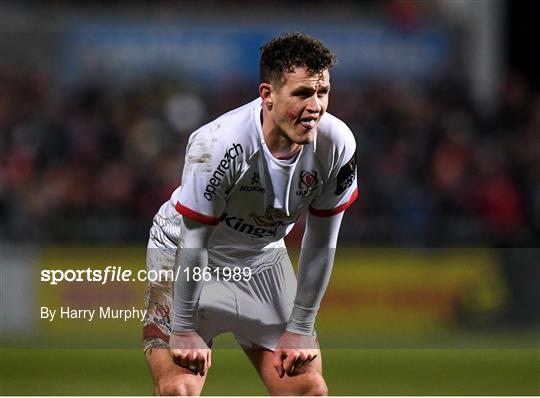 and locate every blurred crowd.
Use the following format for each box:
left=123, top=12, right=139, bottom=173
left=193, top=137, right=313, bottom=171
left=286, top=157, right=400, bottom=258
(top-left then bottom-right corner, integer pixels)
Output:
left=349, top=73, right=540, bottom=246
left=1, top=65, right=539, bottom=245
